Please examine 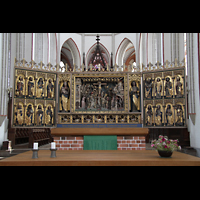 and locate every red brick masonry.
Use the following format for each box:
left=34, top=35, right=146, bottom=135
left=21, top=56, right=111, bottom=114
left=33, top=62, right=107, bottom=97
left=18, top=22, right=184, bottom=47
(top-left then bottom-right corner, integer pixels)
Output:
left=54, top=136, right=146, bottom=150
